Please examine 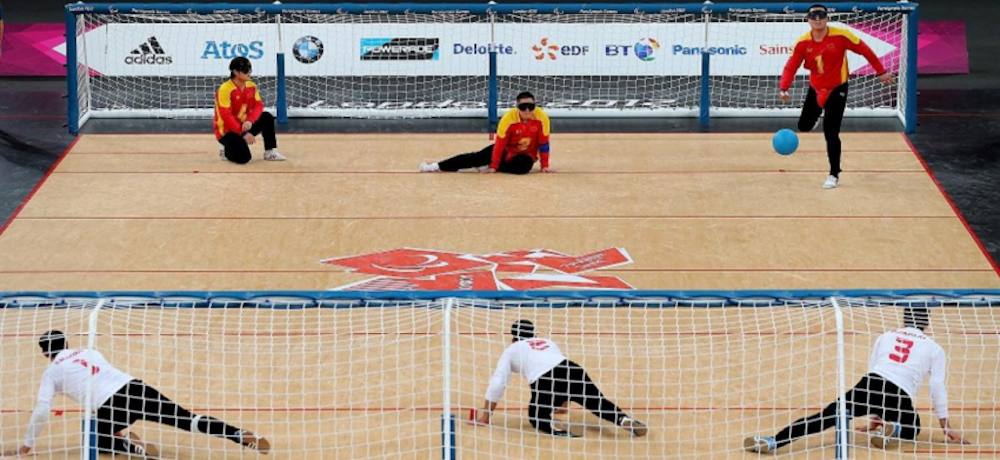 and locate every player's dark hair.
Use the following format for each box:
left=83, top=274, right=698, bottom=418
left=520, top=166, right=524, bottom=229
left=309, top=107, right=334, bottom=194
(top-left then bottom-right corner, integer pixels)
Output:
left=515, top=91, right=535, bottom=102
left=229, top=57, right=252, bottom=79
left=903, top=306, right=930, bottom=331
left=39, top=330, right=67, bottom=357
left=511, top=319, right=535, bottom=341
left=808, top=4, right=828, bottom=12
